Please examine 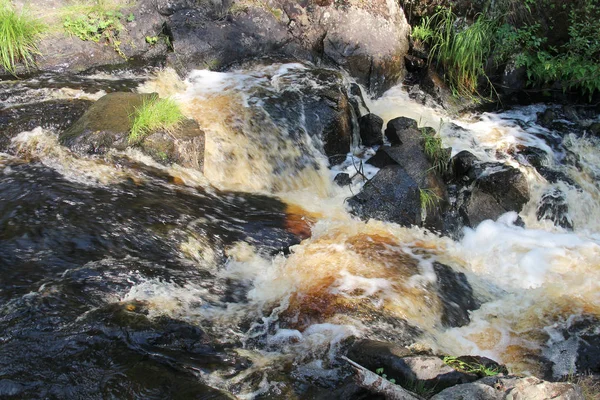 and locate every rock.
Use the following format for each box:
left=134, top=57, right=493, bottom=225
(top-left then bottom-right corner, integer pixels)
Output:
left=537, top=108, right=557, bottom=128
left=536, top=189, right=573, bottom=230
left=500, top=58, right=528, bottom=96
left=463, top=188, right=510, bottom=227
left=589, top=122, right=600, bottom=137
left=334, top=172, right=352, bottom=186
left=319, top=1, right=410, bottom=95
left=347, top=165, right=421, bottom=227
left=392, top=356, right=476, bottom=392
left=256, top=67, right=354, bottom=165
left=476, top=165, right=530, bottom=212
left=34, top=0, right=169, bottom=73
left=536, top=167, right=577, bottom=186
left=366, top=147, right=397, bottom=169
left=60, top=92, right=155, bottom=154
left=0, top=100, right=92, bottom=151
left=479, top=376, right=584, bottom=400
left=384, top=117, right=418, bottom=145
left=346, top=339, right=415, bottom=377
left=359, top=114, right=384, bottom=146
left=433, top=262, right=480, bottom=327
left=449, top=150, right=481, bottom=183
left=59, top=92, right=206, bottom=170
left=167, top=0, right=410, bottom=95
left=155, top=0, right=205, bottom=16
left=431, top=381, right=503, bottom=400
left=516, top=146, right=549, bottom=169
left=167, top=7, right=306, bottom=74
left=348, top=83, right=370, bottom=118
left=141, top=119, right=206, bottom=171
